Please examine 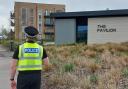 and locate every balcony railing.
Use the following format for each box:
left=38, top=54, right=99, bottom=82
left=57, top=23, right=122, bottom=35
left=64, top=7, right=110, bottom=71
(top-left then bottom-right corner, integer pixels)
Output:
left=10, top=12, right=15, bottom=19
left=11, top=21, right=15, bottom=26
left=44, top=23, right=54, bottom=27
left=44, top=20, right=54, bottom=26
